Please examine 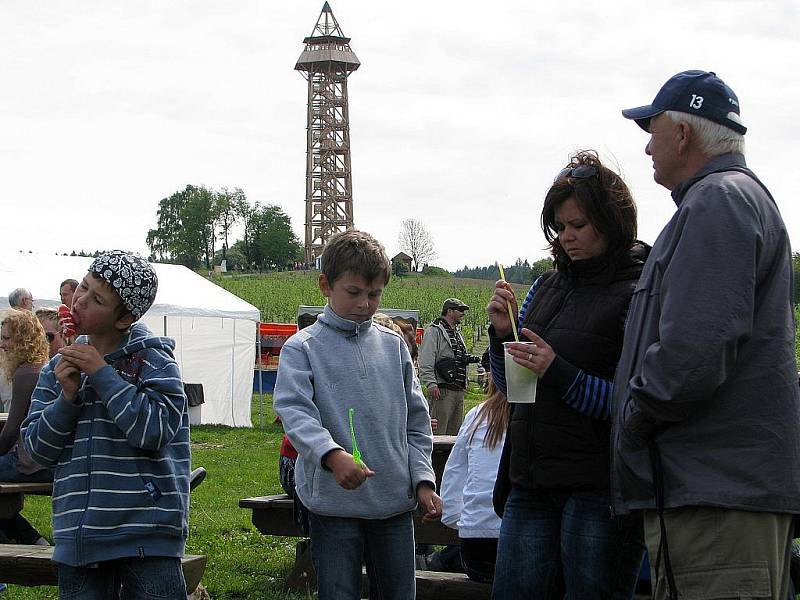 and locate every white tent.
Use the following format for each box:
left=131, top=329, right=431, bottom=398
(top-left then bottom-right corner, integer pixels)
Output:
left=0, top=252, right=258, bottom=427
